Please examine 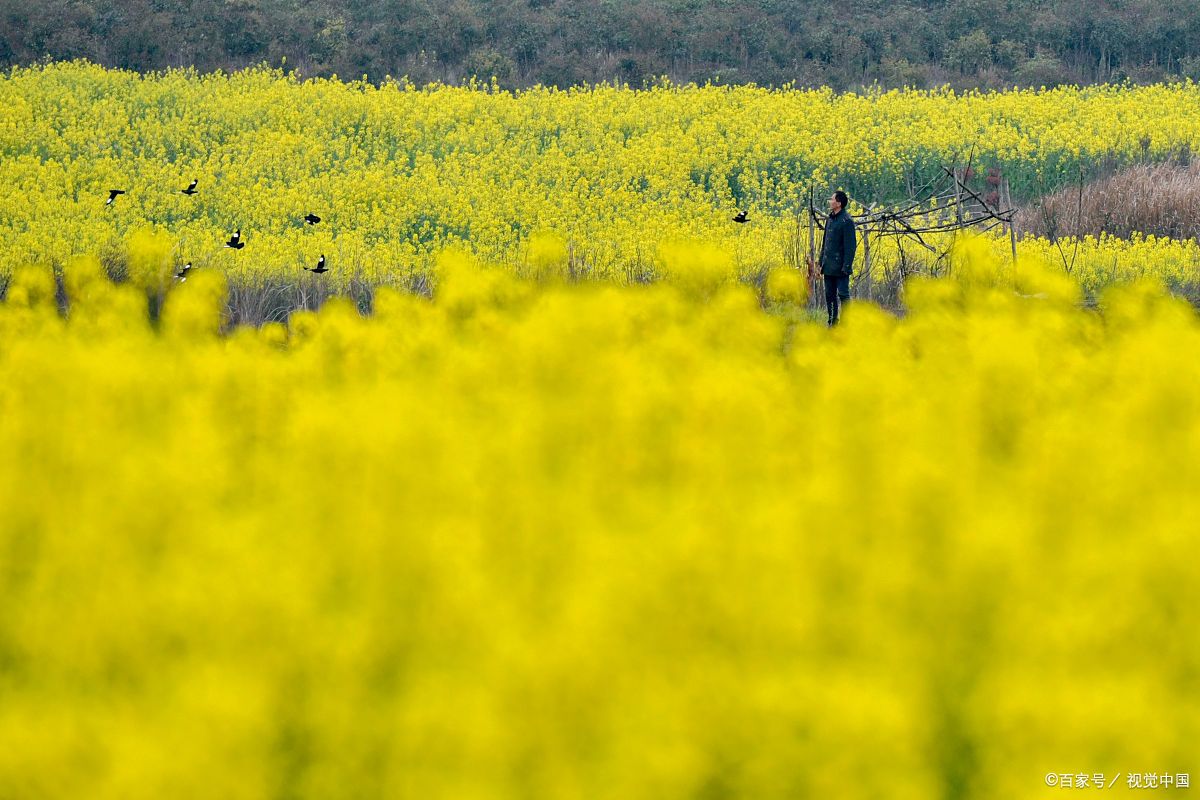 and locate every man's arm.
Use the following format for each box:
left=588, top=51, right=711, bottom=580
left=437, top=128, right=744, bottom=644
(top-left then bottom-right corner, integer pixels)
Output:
left=842, top=218, right=857, bottom=275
